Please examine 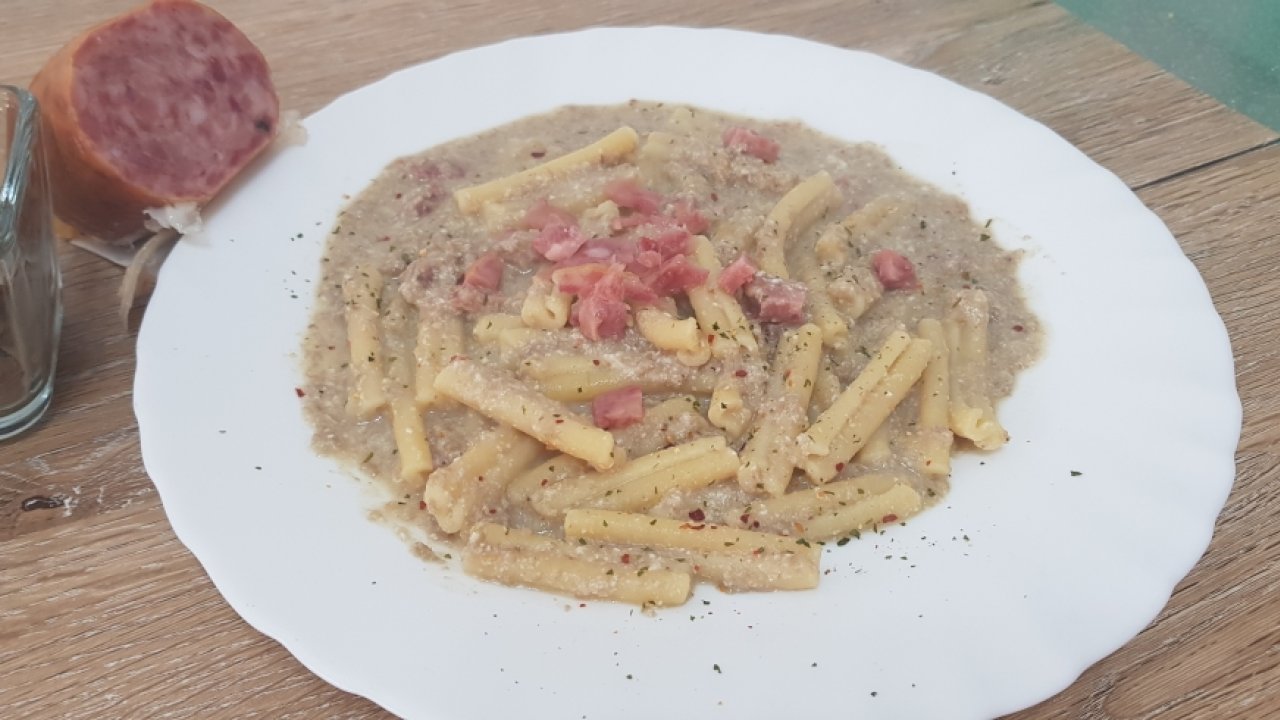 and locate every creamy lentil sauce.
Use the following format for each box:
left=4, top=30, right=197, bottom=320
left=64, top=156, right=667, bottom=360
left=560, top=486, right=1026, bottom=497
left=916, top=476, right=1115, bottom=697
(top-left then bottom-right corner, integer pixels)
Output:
left=301, top=101, right=1040, bottom=604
